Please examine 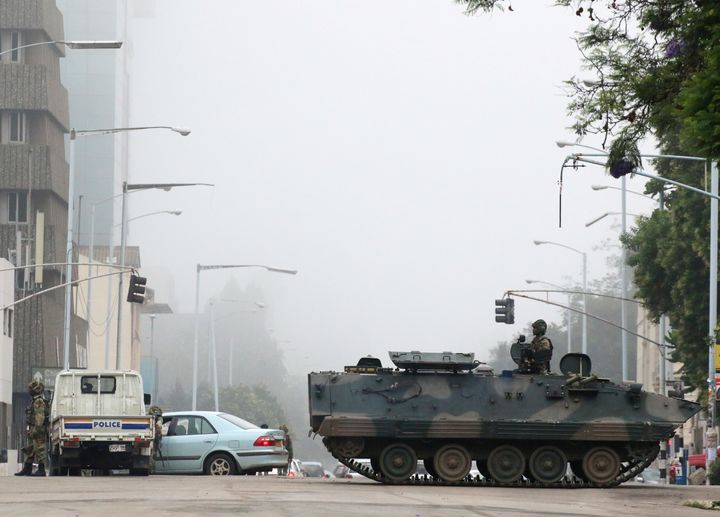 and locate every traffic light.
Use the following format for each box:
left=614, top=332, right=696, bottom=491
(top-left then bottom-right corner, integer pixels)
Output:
left=127, top=274, right=147, bottom=304
left=495, top=298, right=515, bottom=324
